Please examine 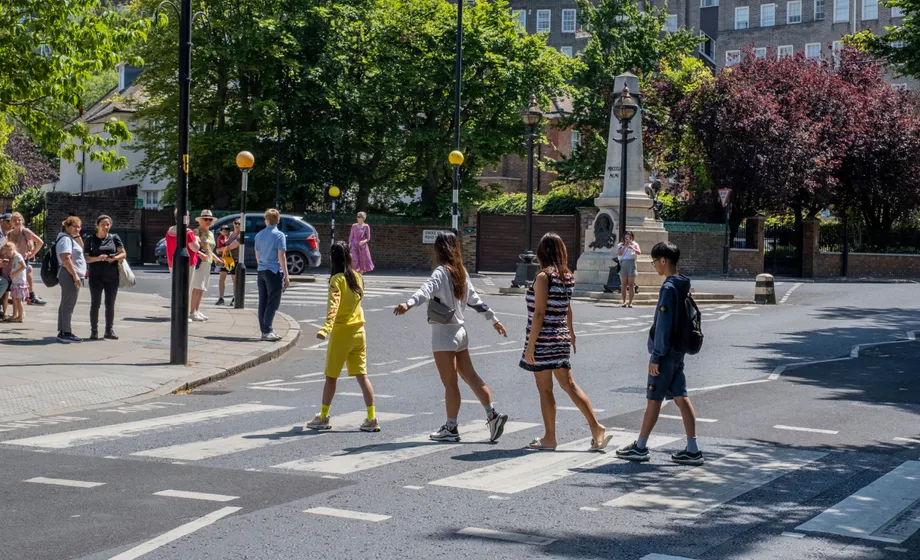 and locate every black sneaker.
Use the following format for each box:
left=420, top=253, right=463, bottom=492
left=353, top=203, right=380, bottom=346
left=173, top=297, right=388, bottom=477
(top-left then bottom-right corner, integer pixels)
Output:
left=430, top=424, right=460, bottom=442
left=57, top=332, right=82, bottom=344
left=486, top=412, right=508, bottom=443
left=216, top=297, right=225, bottom=306
left=615, top=441, right=650, bottom=462
left=90, top=329, right=100, bottom=341
left=229, top=298, right=235, bottom=307
left=29, top=294, right=47, bottom=306
left=670, top=448, right=704, bottom=466
left=104, top=329, right=119, bottom=340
